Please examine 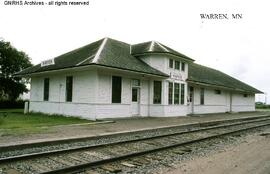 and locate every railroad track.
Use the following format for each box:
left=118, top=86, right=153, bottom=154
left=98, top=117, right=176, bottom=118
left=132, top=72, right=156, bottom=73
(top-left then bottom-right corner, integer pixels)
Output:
left=0, top=115, right=270, bottom=174
left=1, top=114, right=269, bottom=154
